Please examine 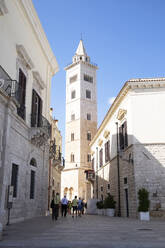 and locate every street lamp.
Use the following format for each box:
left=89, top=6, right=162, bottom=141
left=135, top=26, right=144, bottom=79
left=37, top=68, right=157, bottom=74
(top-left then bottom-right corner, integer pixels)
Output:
left=115, top=122, right=121, bottom=217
